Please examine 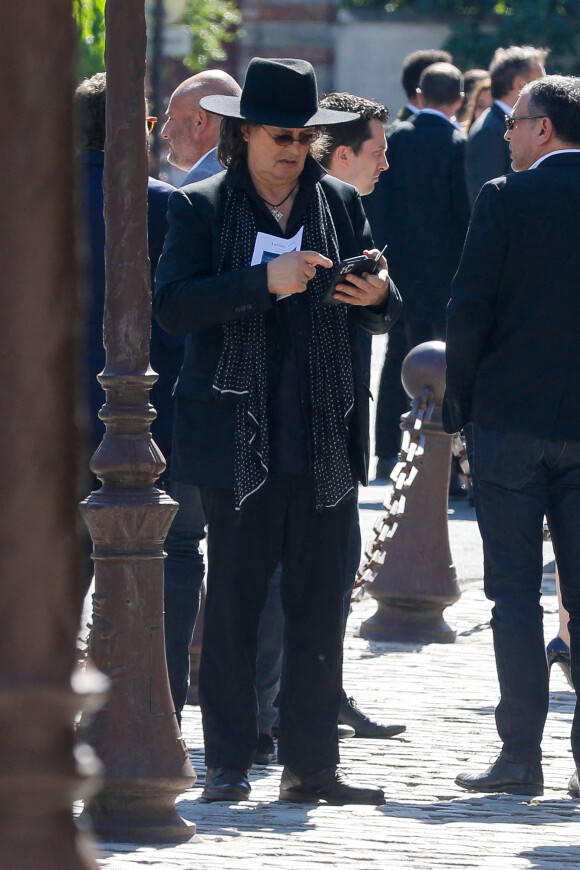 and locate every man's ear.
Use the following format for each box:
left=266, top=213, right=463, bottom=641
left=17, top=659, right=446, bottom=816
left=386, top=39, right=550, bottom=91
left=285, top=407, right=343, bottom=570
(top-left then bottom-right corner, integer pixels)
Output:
left=416, top=88, right=425, bottom=109
left=537, top=115, right=554, bottom=142
left=194, top=107, right=210, bottom=134
left=334, top=144, right=351, bottom=168
left=450, top=93, right=464, bottom=115
left=512, top=75, right=528, bottom=98
left=331, top=145, right=352, bottom=178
